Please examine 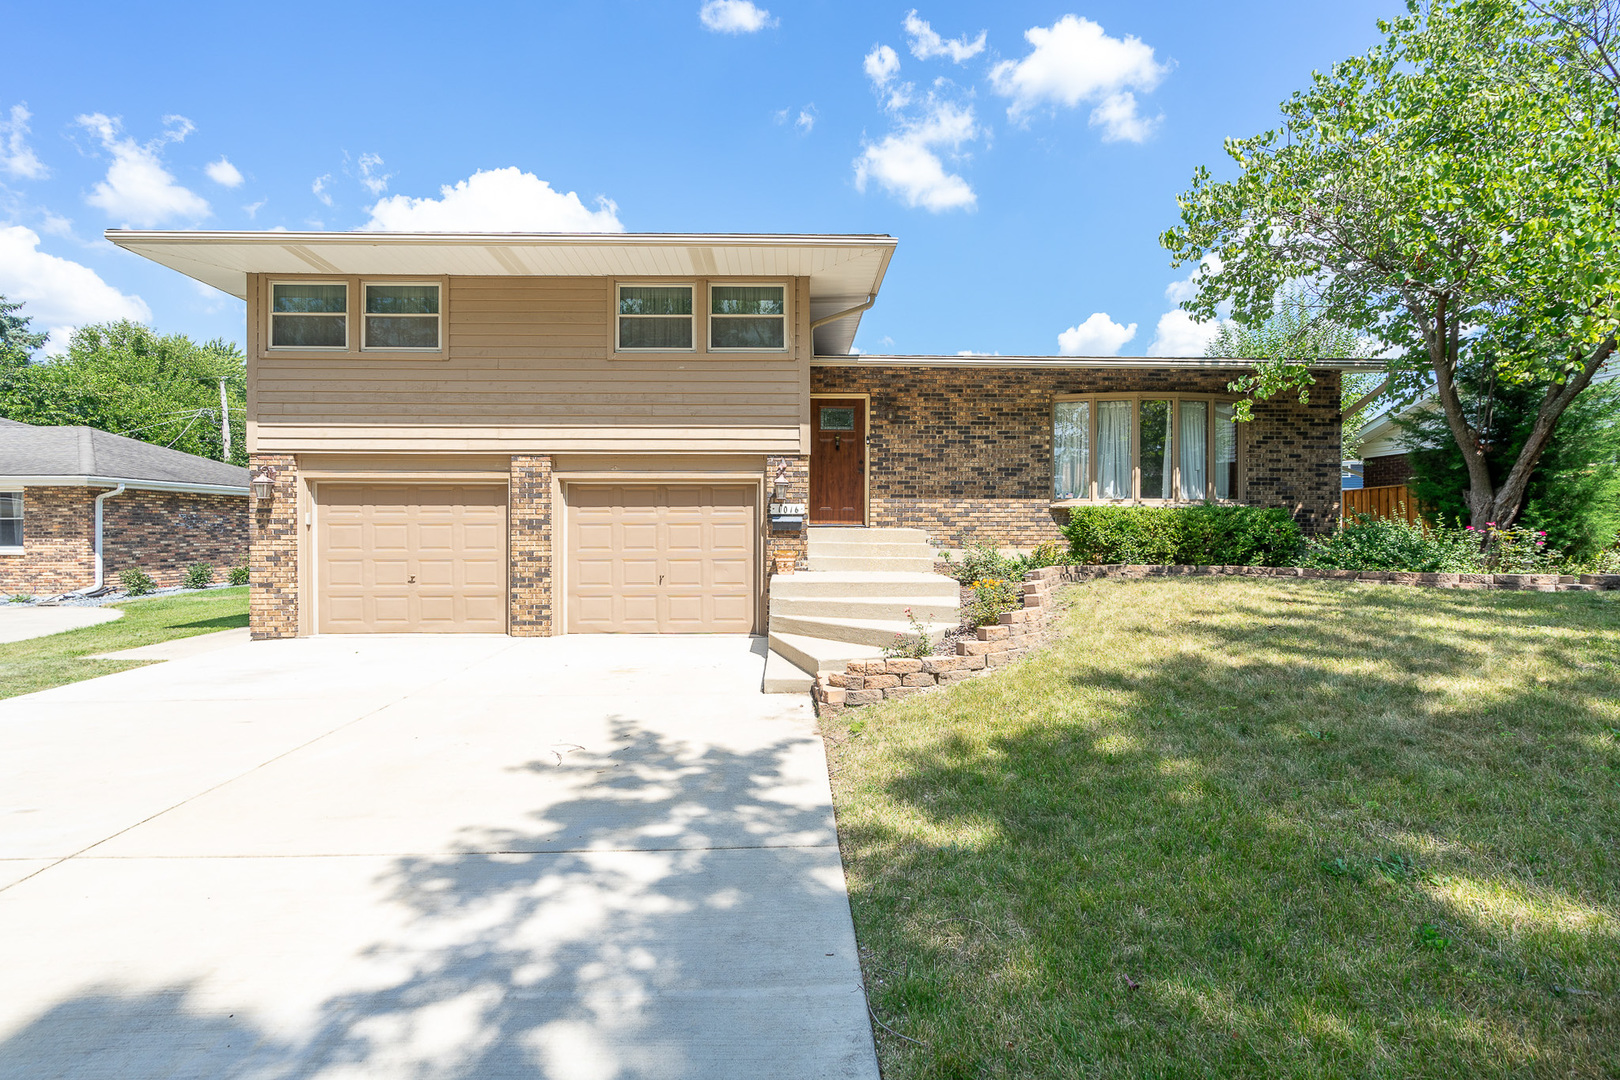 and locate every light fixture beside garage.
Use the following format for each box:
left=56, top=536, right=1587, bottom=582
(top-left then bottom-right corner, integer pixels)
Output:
left=250, top=466, right=278, bottom=501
